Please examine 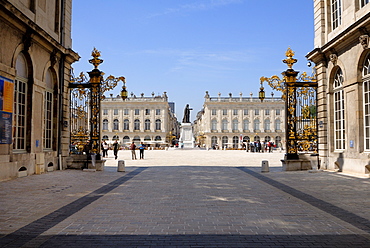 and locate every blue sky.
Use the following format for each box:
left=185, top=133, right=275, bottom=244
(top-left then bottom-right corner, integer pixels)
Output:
left=71, top=0, right=314, bottom=121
